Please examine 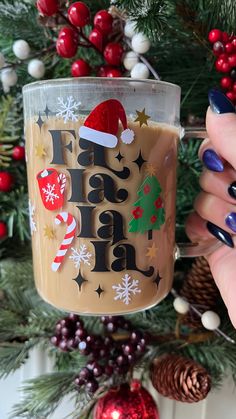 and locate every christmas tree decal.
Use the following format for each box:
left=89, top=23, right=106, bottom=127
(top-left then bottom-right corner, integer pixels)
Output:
left=129, top=164, right=165, bottom=237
